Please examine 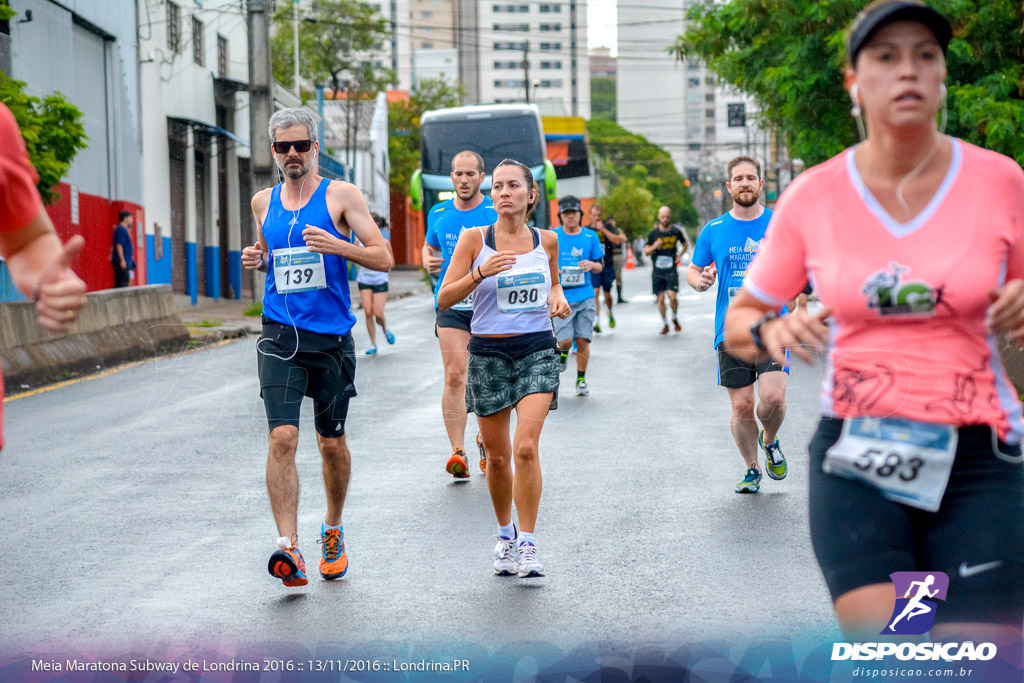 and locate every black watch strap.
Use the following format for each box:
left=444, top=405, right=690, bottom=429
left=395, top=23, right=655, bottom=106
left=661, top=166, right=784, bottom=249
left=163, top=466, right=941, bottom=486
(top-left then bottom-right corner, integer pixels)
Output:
left=749, top=310, right=779, bottom=351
